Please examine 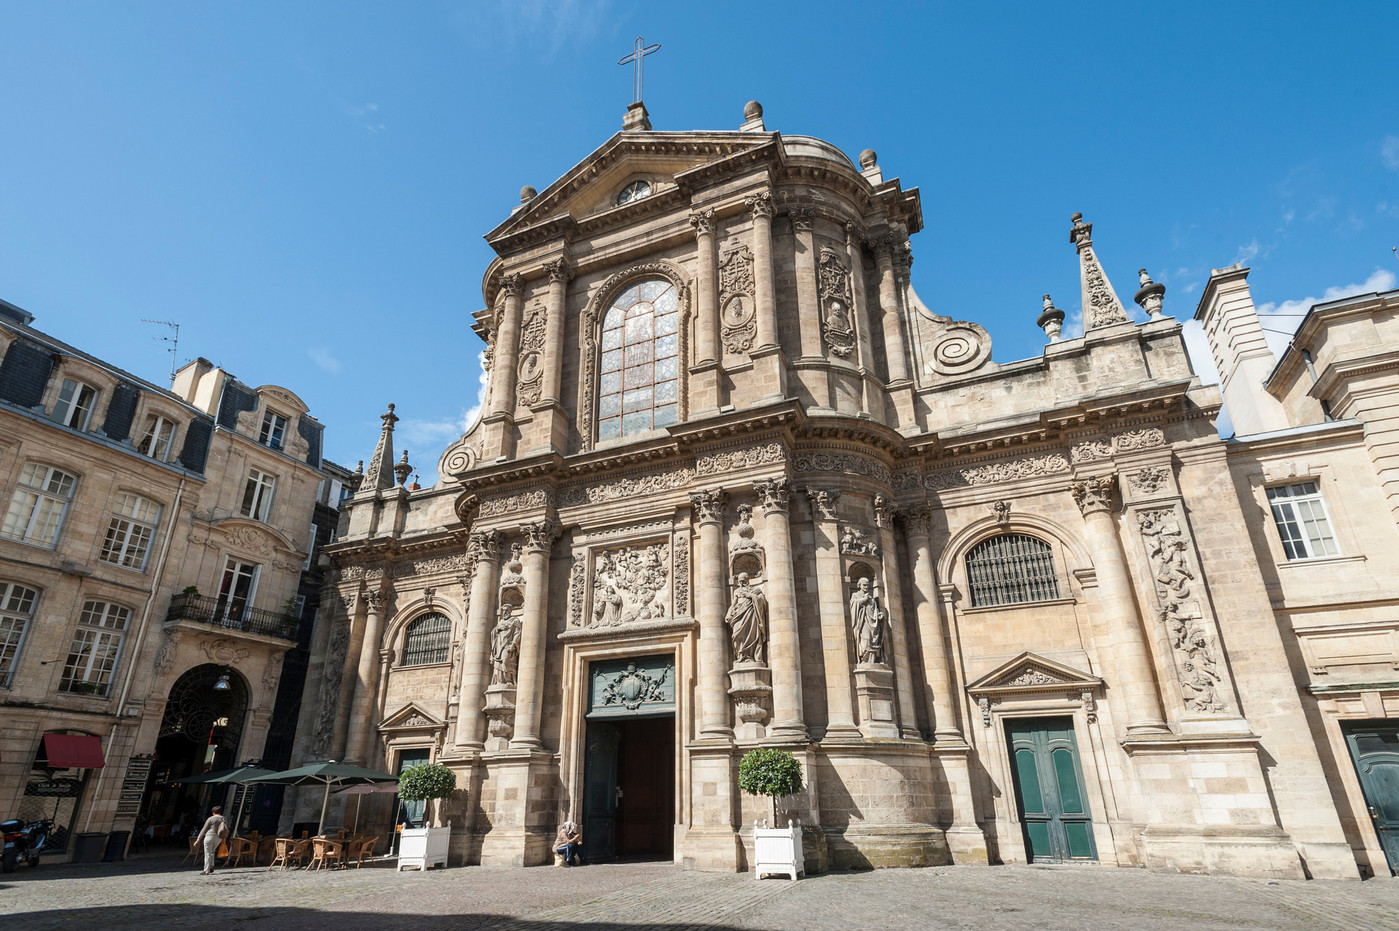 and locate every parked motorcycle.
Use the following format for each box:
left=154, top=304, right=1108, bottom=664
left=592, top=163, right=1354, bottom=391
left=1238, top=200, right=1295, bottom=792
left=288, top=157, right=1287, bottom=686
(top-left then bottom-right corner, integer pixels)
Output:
left=1, top=818, right=53, bottom=872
